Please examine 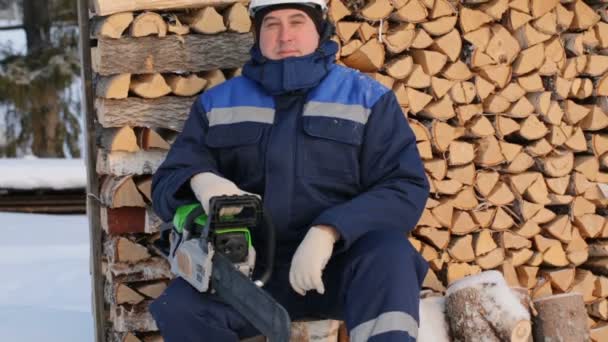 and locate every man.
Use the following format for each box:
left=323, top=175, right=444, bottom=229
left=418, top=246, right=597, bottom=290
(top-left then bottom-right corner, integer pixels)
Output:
left=150, top=0, right=429, bottom=340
